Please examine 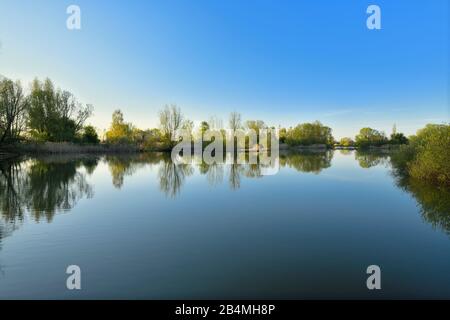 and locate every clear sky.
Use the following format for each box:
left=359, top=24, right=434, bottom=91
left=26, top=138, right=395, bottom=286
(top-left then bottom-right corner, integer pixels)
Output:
left=0, top=0, right=448, bottom=139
